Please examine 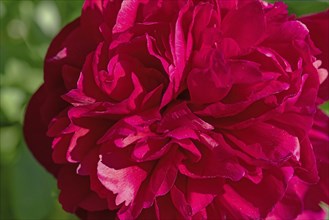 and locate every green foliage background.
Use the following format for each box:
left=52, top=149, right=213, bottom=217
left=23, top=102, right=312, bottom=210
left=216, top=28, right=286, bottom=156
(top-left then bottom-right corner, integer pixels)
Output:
left=0, top=1, right=328, bottom=220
